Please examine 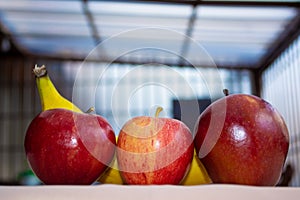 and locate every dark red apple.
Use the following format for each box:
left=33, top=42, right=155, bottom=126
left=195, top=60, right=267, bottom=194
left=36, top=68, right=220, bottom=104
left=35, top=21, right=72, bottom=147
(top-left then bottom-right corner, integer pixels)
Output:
left=24, top=109, right=116, bottom=185
left=194, top=93, right=289, bottom=186
left=116, top=107, right=194, bottom=184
